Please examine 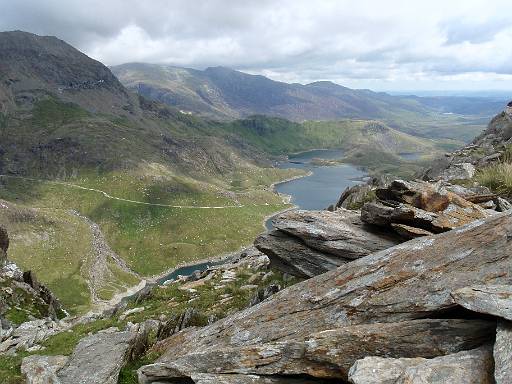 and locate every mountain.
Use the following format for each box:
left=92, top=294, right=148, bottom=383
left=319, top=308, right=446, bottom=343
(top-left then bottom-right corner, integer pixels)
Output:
left=112, top=63, right=505, bottom=140
left=0, top=31, right=300, bottom=314
left=0, top=31, right=488, bottom=318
